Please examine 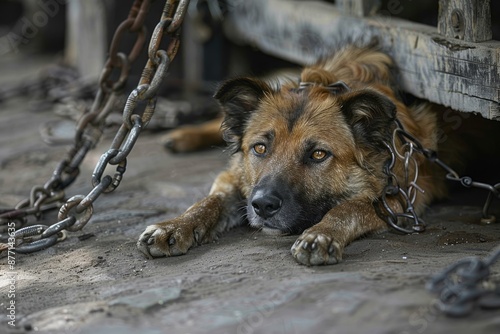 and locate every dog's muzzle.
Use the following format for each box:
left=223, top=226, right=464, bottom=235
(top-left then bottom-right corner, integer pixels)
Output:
left=247, top=176, right=314, bottom=234
left=251, top=188, right=283, bottom=219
